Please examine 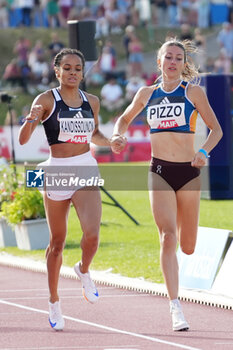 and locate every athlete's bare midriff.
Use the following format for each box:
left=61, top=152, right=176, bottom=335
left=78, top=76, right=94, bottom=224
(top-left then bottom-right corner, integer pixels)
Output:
left=50, top=143, right=90, bottom=158
left=150, top=131, right=196, bottom=162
